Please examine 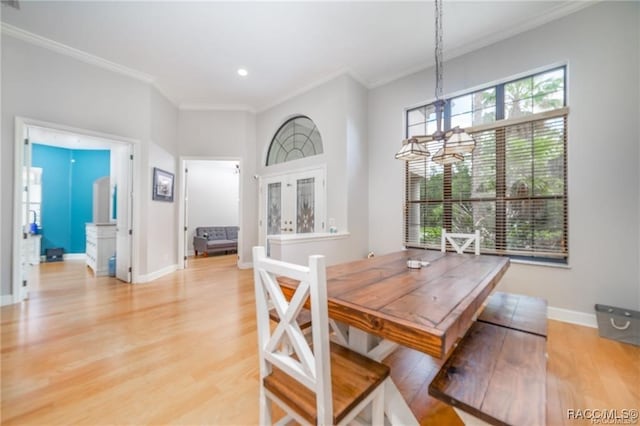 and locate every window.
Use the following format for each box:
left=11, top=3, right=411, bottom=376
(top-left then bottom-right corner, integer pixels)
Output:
left=404, top=67, right=568, bottom=262
left=266, top=116, right=323, bottom=166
